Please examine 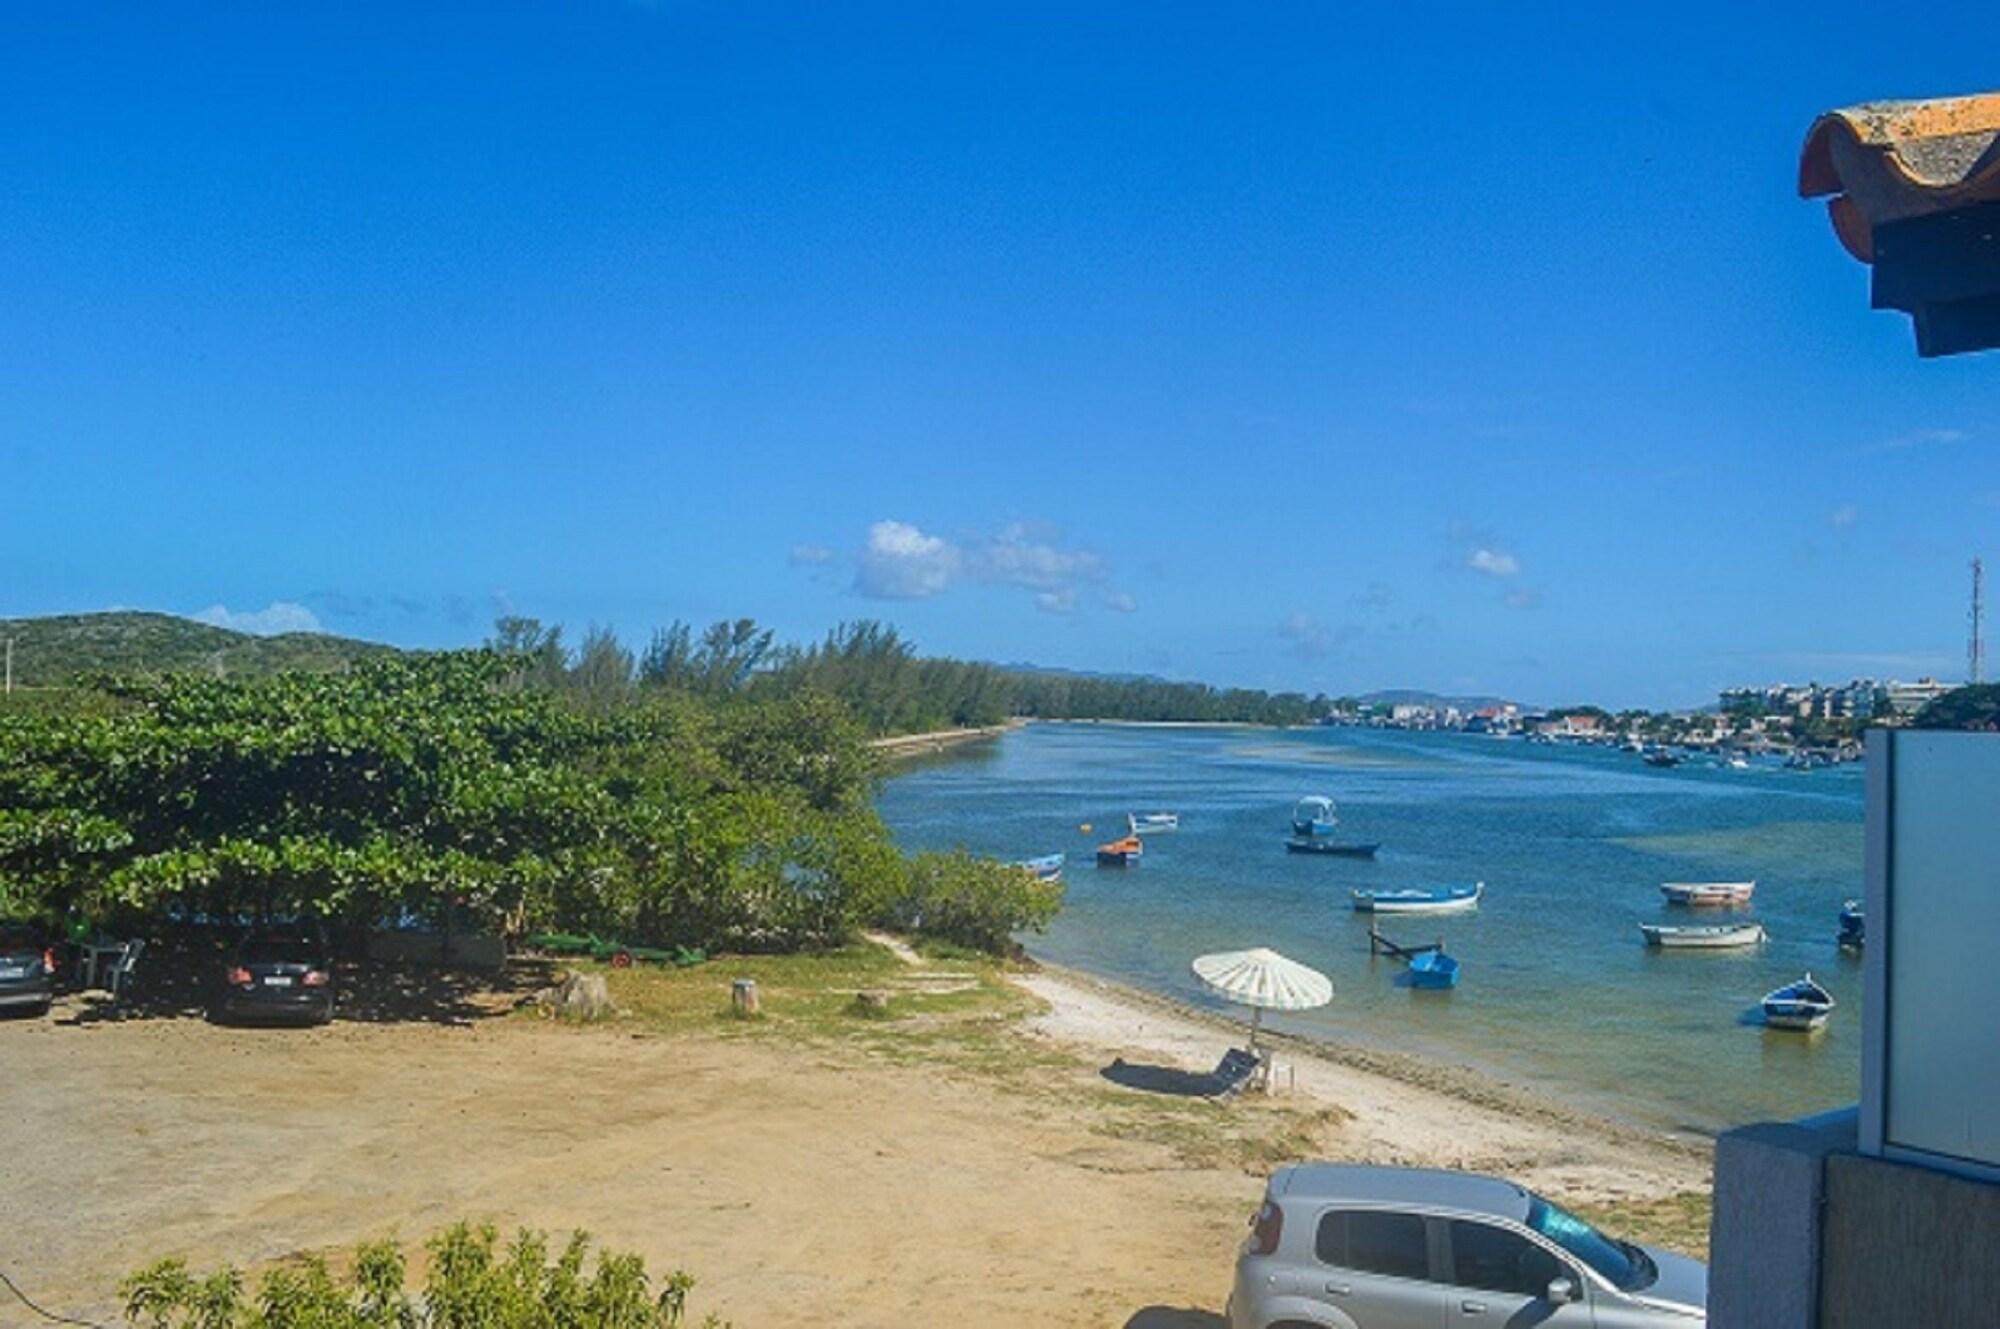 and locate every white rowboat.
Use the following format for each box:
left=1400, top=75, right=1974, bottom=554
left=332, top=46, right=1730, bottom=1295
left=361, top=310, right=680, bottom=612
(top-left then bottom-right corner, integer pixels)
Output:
left=1640, top=922, right=1766, bottom=949
left=1660, top=881, right=1756, bottom=907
